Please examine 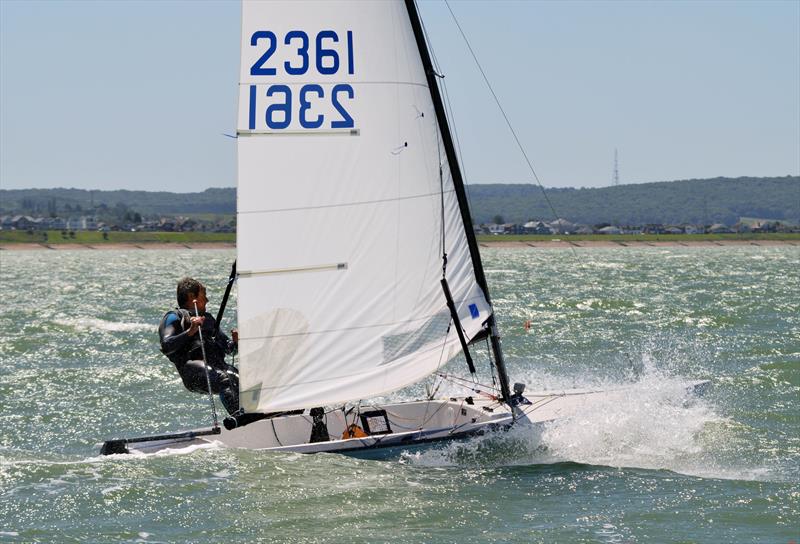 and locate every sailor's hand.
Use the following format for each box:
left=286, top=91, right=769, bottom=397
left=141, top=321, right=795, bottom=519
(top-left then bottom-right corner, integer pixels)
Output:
left=187, top=316, right=205, bottom=336
left=231, top=329, right=239, bottom=343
